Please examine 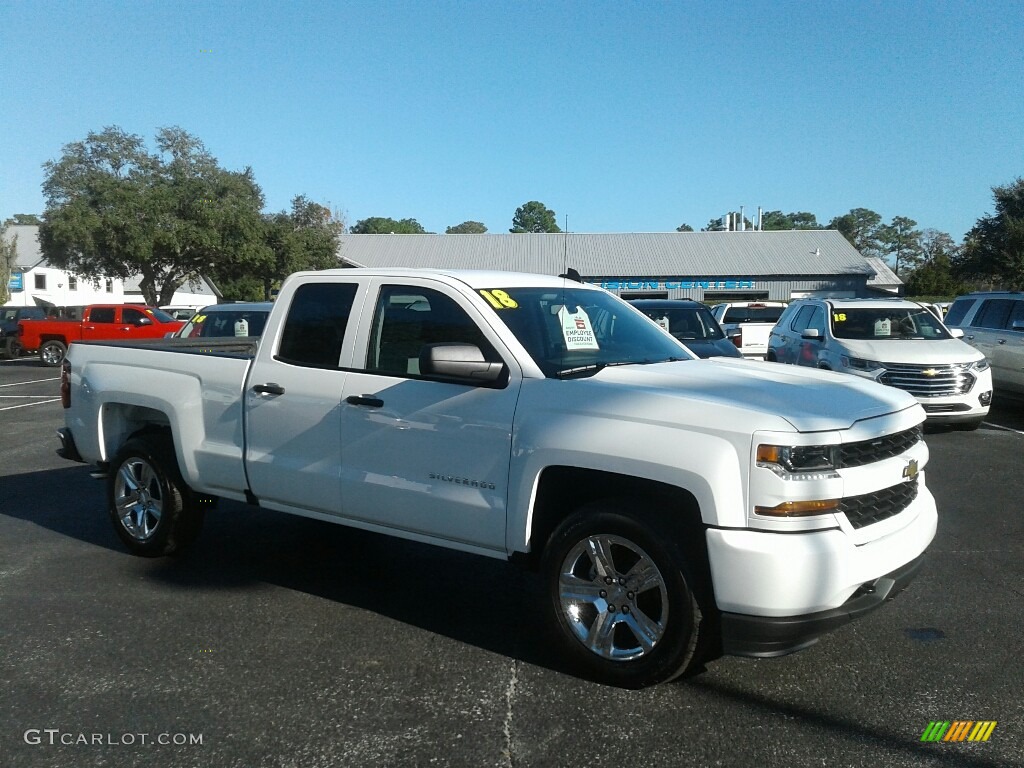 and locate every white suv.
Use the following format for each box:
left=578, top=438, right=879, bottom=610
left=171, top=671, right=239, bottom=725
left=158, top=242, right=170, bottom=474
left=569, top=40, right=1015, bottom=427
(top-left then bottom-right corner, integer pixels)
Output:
left=767, top=298, right=992, bottom=429
left=944, top=291, right=1024, bottom=397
